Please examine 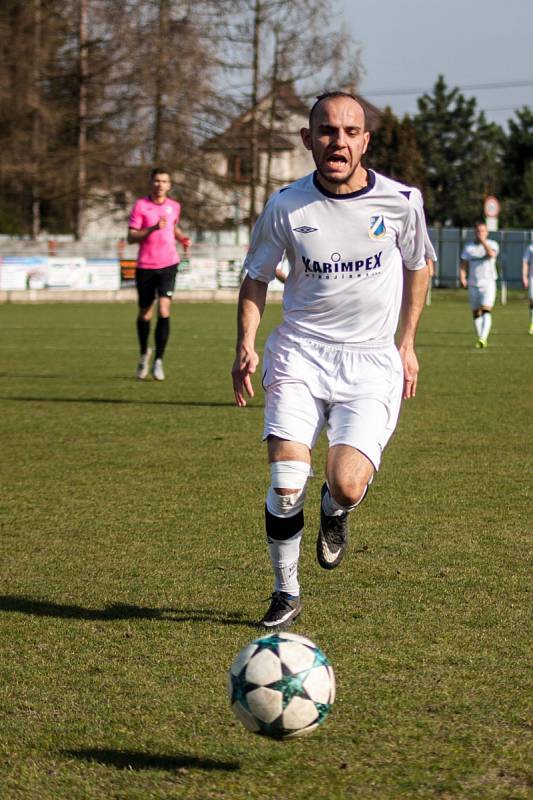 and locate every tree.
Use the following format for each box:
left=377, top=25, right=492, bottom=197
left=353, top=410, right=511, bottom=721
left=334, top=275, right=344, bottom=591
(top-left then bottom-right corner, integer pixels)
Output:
left=413, top=75, right=504, bottom=226
left=365, top=106, right=427, bottom=192
left=500, top=107, right=533, bottom=227
left=210, top=0, right=363, bottom=230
